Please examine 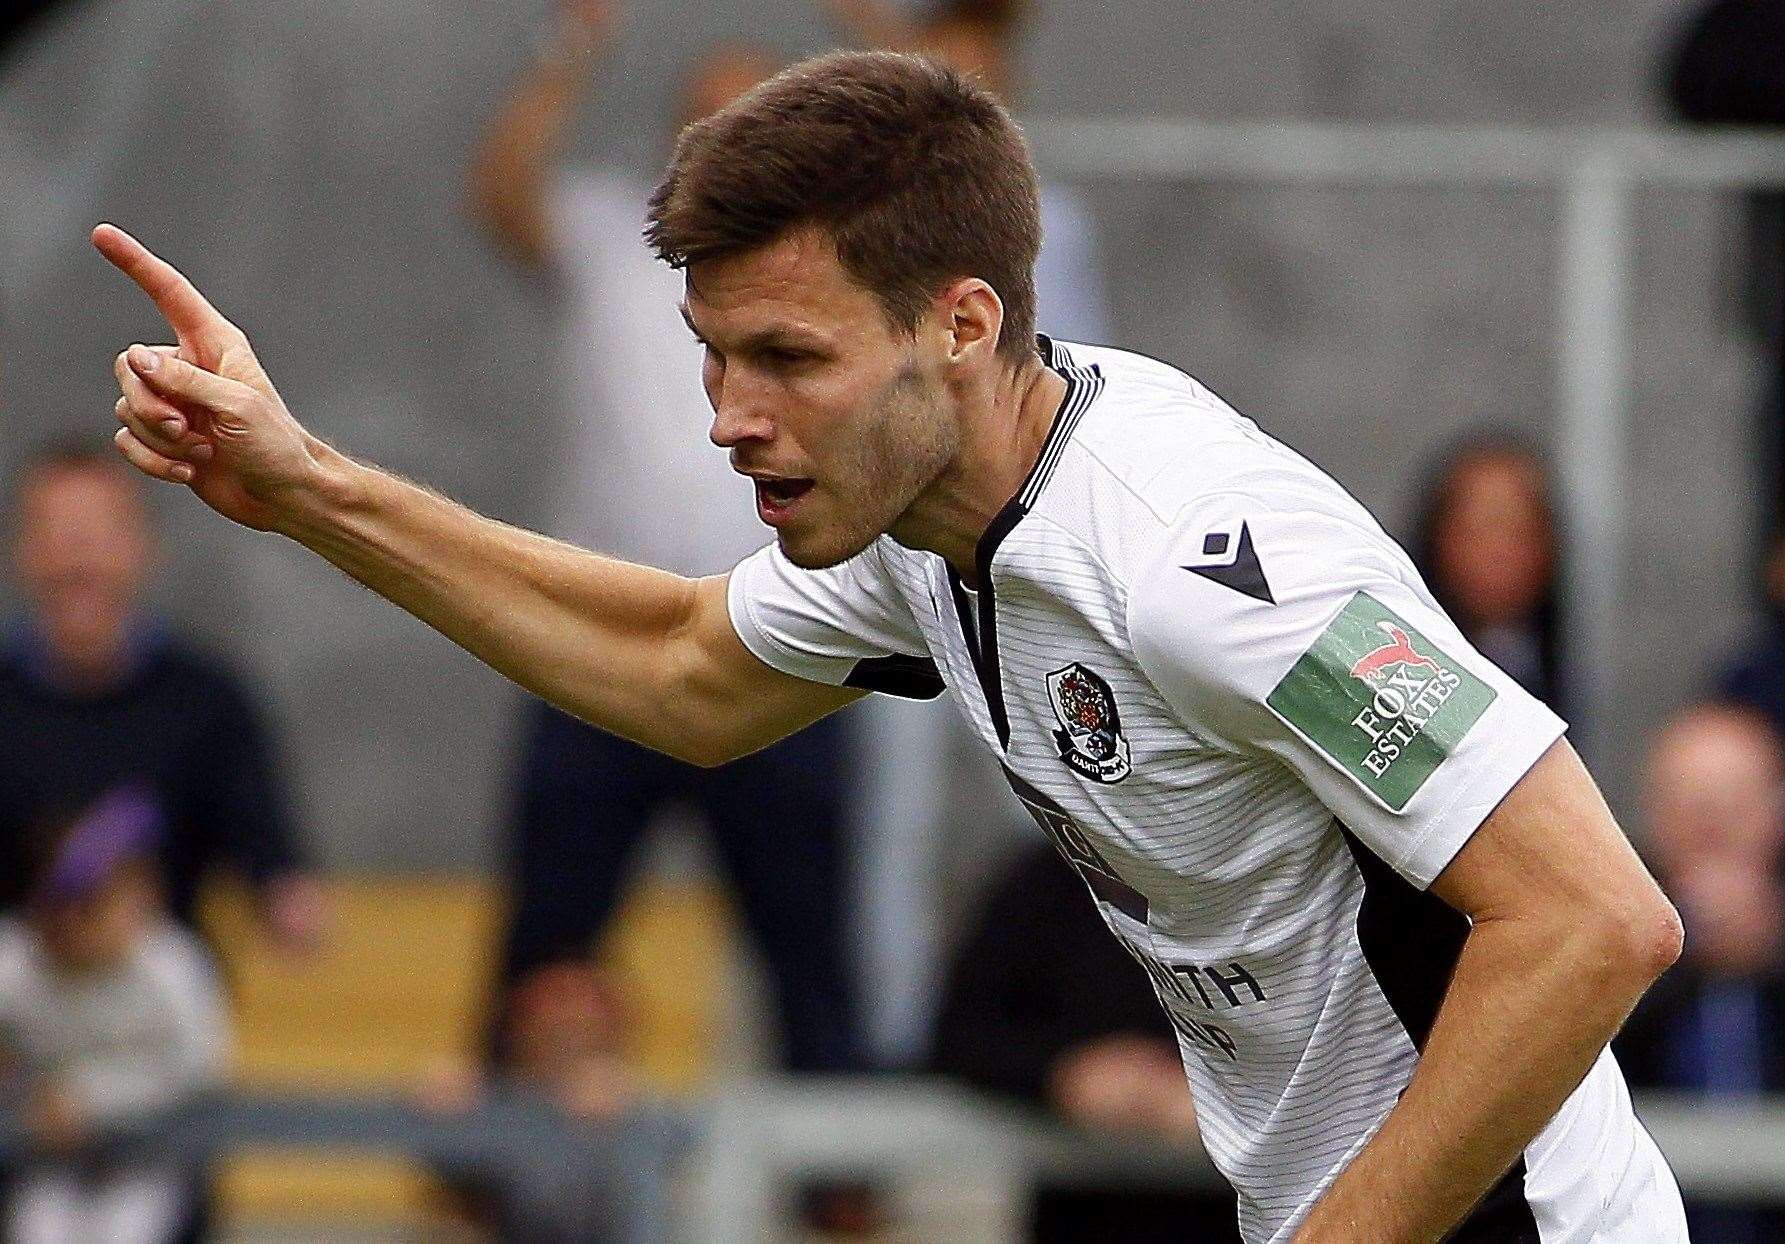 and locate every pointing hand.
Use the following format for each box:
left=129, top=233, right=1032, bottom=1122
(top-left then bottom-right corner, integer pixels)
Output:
left=93, top=224, right=325, bottom=531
